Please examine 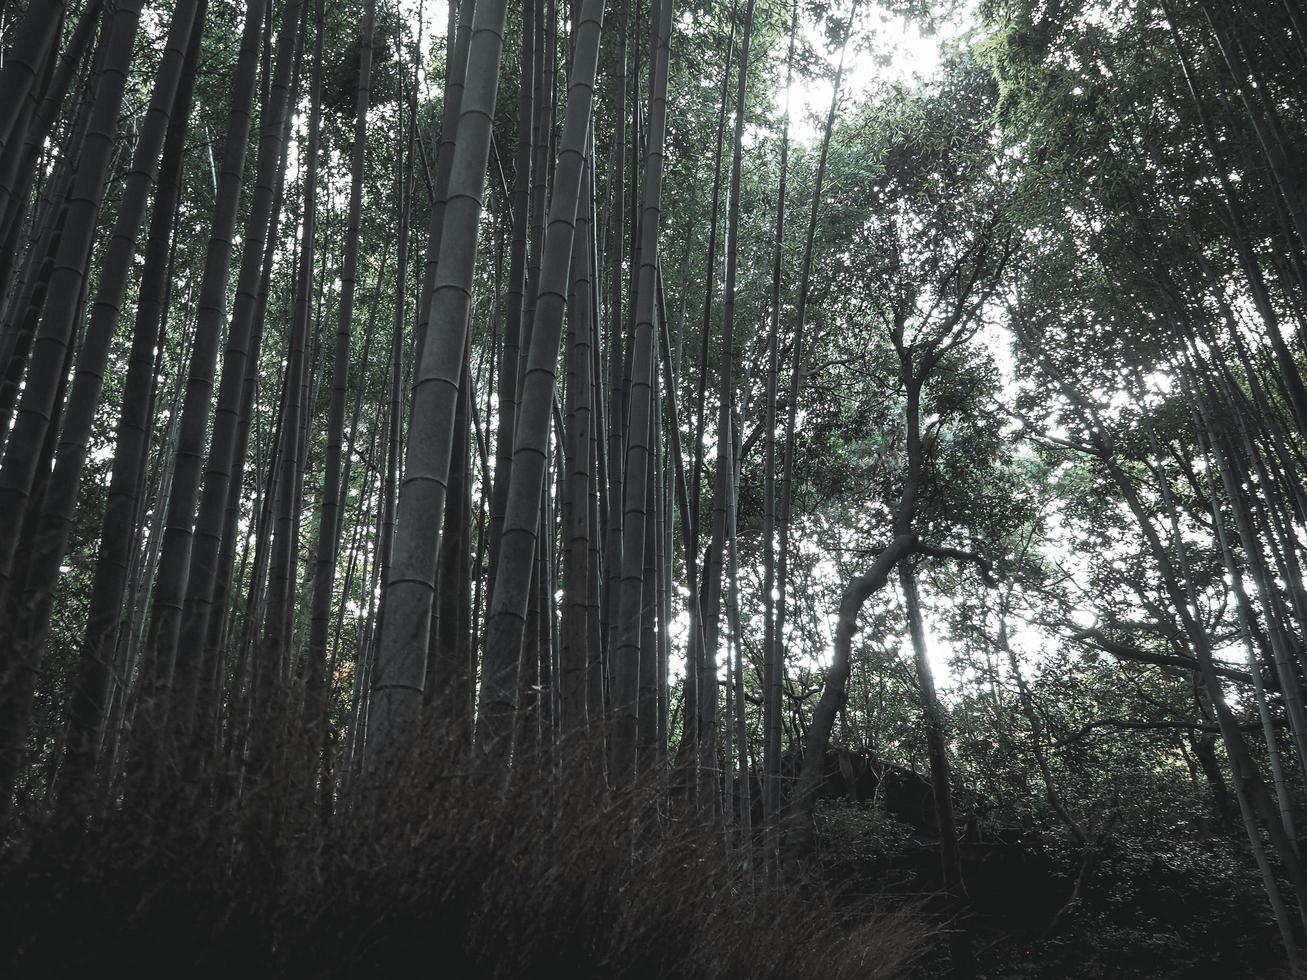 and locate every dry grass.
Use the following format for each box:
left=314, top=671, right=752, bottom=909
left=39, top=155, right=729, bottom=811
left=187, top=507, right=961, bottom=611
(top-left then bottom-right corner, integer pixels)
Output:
left=1, top=735, right=927, bottom=978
